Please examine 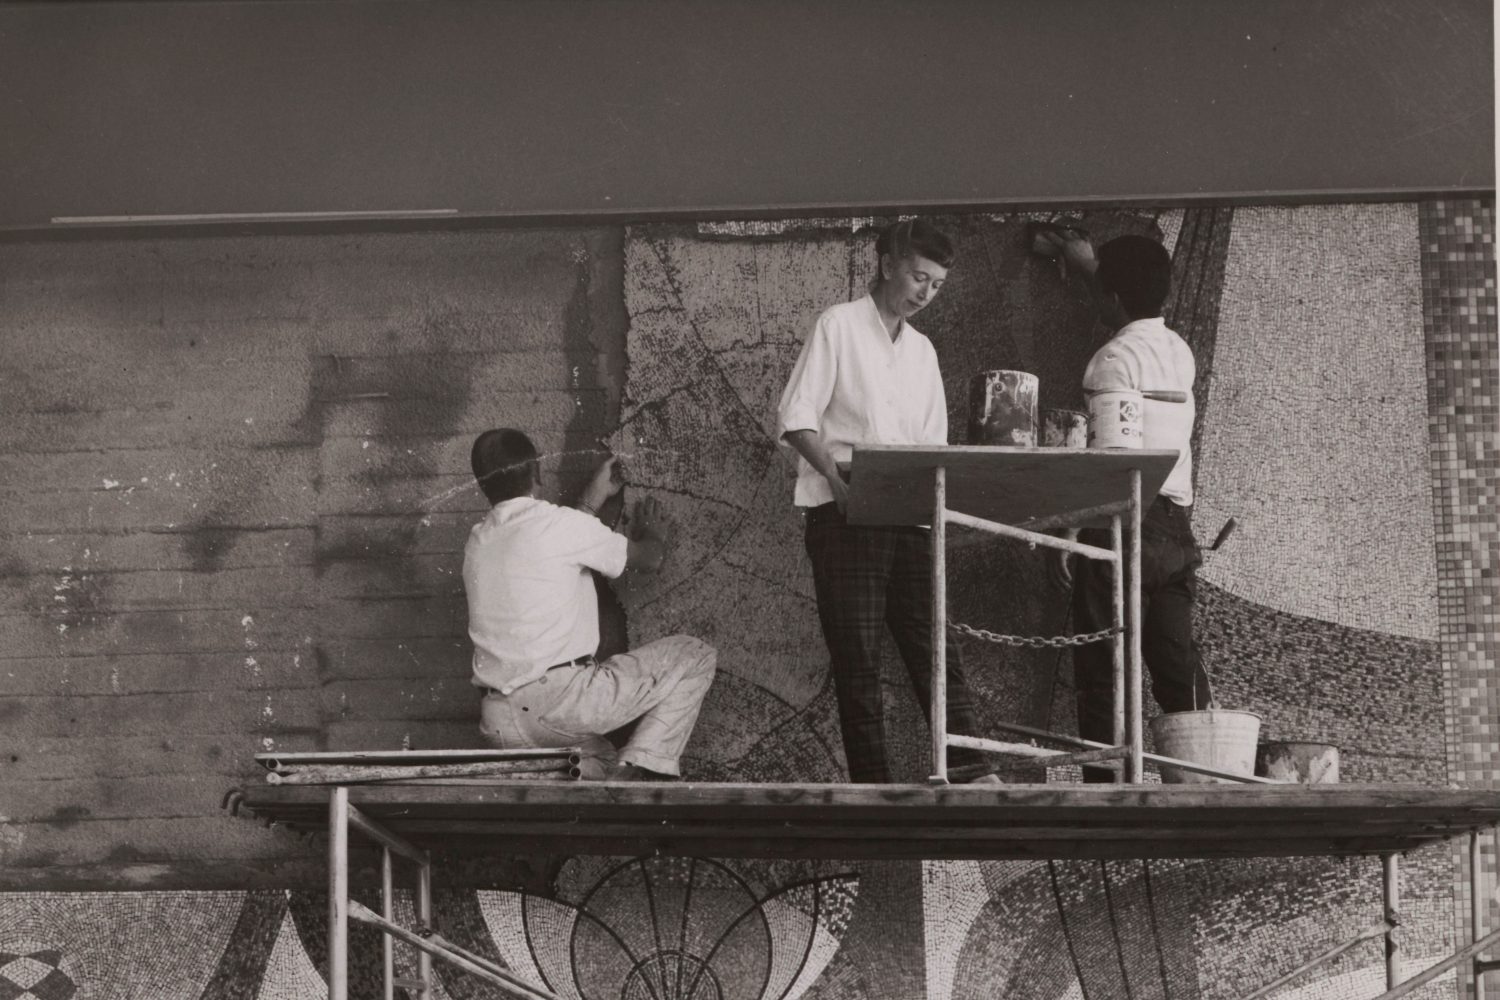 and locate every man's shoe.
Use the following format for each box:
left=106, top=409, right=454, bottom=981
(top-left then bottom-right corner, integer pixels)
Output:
left=601, top=762, right=682, bottom=782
